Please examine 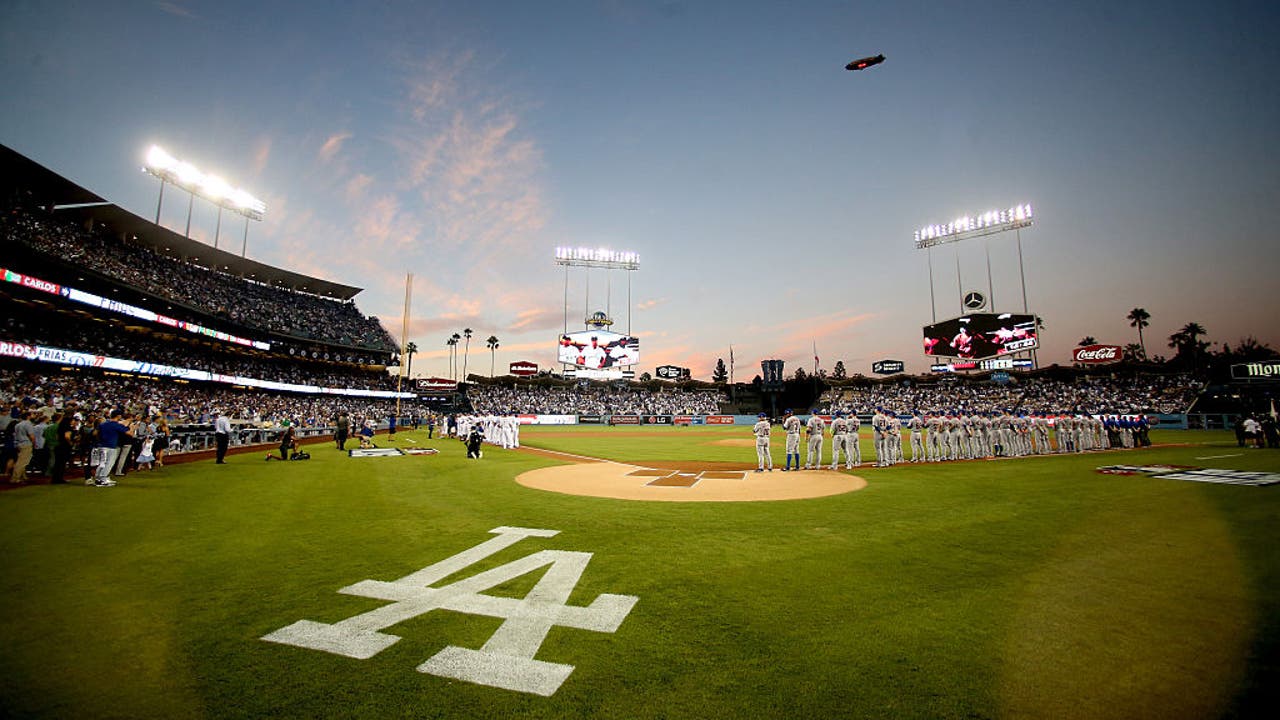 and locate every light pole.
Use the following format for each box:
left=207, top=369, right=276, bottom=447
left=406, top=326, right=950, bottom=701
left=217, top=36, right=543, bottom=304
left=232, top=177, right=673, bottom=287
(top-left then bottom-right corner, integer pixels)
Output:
left=142, top=145, right=266, bottom=255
